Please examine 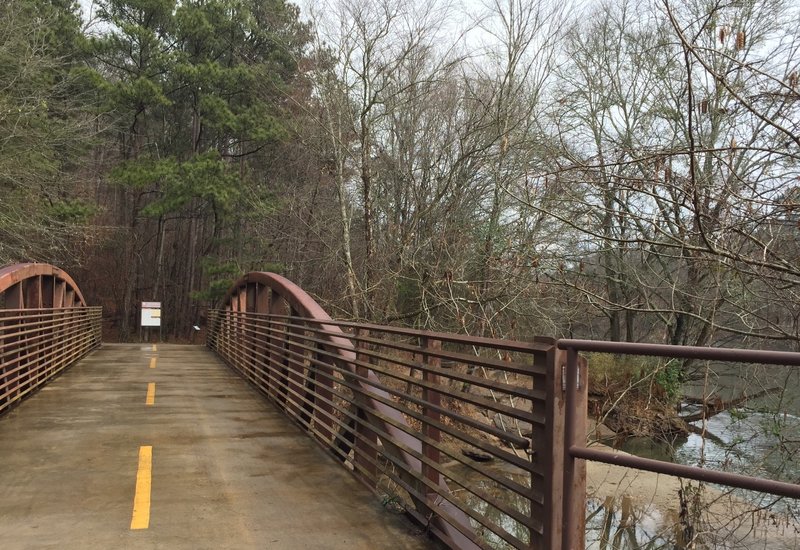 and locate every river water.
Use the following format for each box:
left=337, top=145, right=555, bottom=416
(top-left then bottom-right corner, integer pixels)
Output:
left=597, top=359, right=800, bottom=548
left=625, top=361, right=800, bottom=496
